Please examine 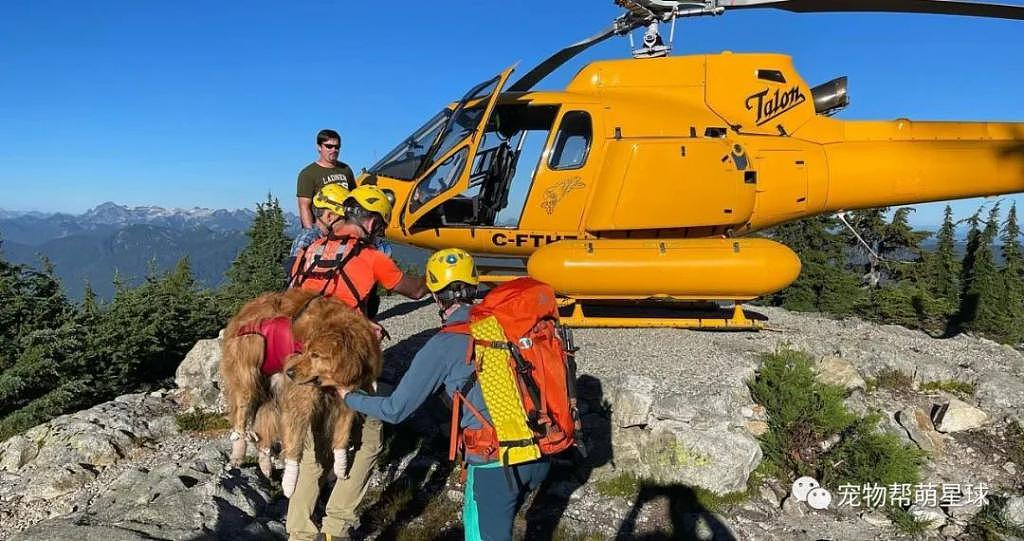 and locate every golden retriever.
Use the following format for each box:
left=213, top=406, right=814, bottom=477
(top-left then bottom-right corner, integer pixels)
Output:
left=220, top=287, right=380, bottom=485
